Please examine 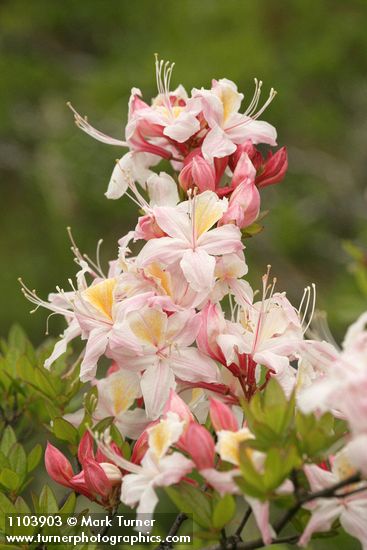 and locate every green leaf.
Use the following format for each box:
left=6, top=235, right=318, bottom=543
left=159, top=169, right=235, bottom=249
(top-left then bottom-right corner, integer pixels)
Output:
left=234, top=475, right=265, bottom=501
left=39, top=485, right=58, bottom=514
left=27, top=443, right=42, bottom=473
left=0, top=492, right=16, bottom=535
left=165, top=484, right=212, bottom=529
left=16, top=356, right=35, bottom=385
left=212, top=494, right=236, bottom=530
left=0, top=426, right=16, bottom=456
left=241, top=222, right=264, bottom=238
left=0, top=451, right=9, bottom=469
left=93, top=416, right=114, bottom=434
left=110, top=424, right=125, bottom=449
left=0, top=468, right=21, bottom=492
left=59, top=491, right=76, bottom=514
left=34, top=368, right=57, bottom=399
left=14, top=496, right=31, bottom=514
left=263, top=448, right=284, bottom=491
left=238, top=443, right=266, bottom=499
left=8, top=325, right=30, bottom=351
left=8, top=444, right=27, bottom=479
left=0, top=492, right=16, bottom=514
left=53, top=417, right=79, bottom=445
